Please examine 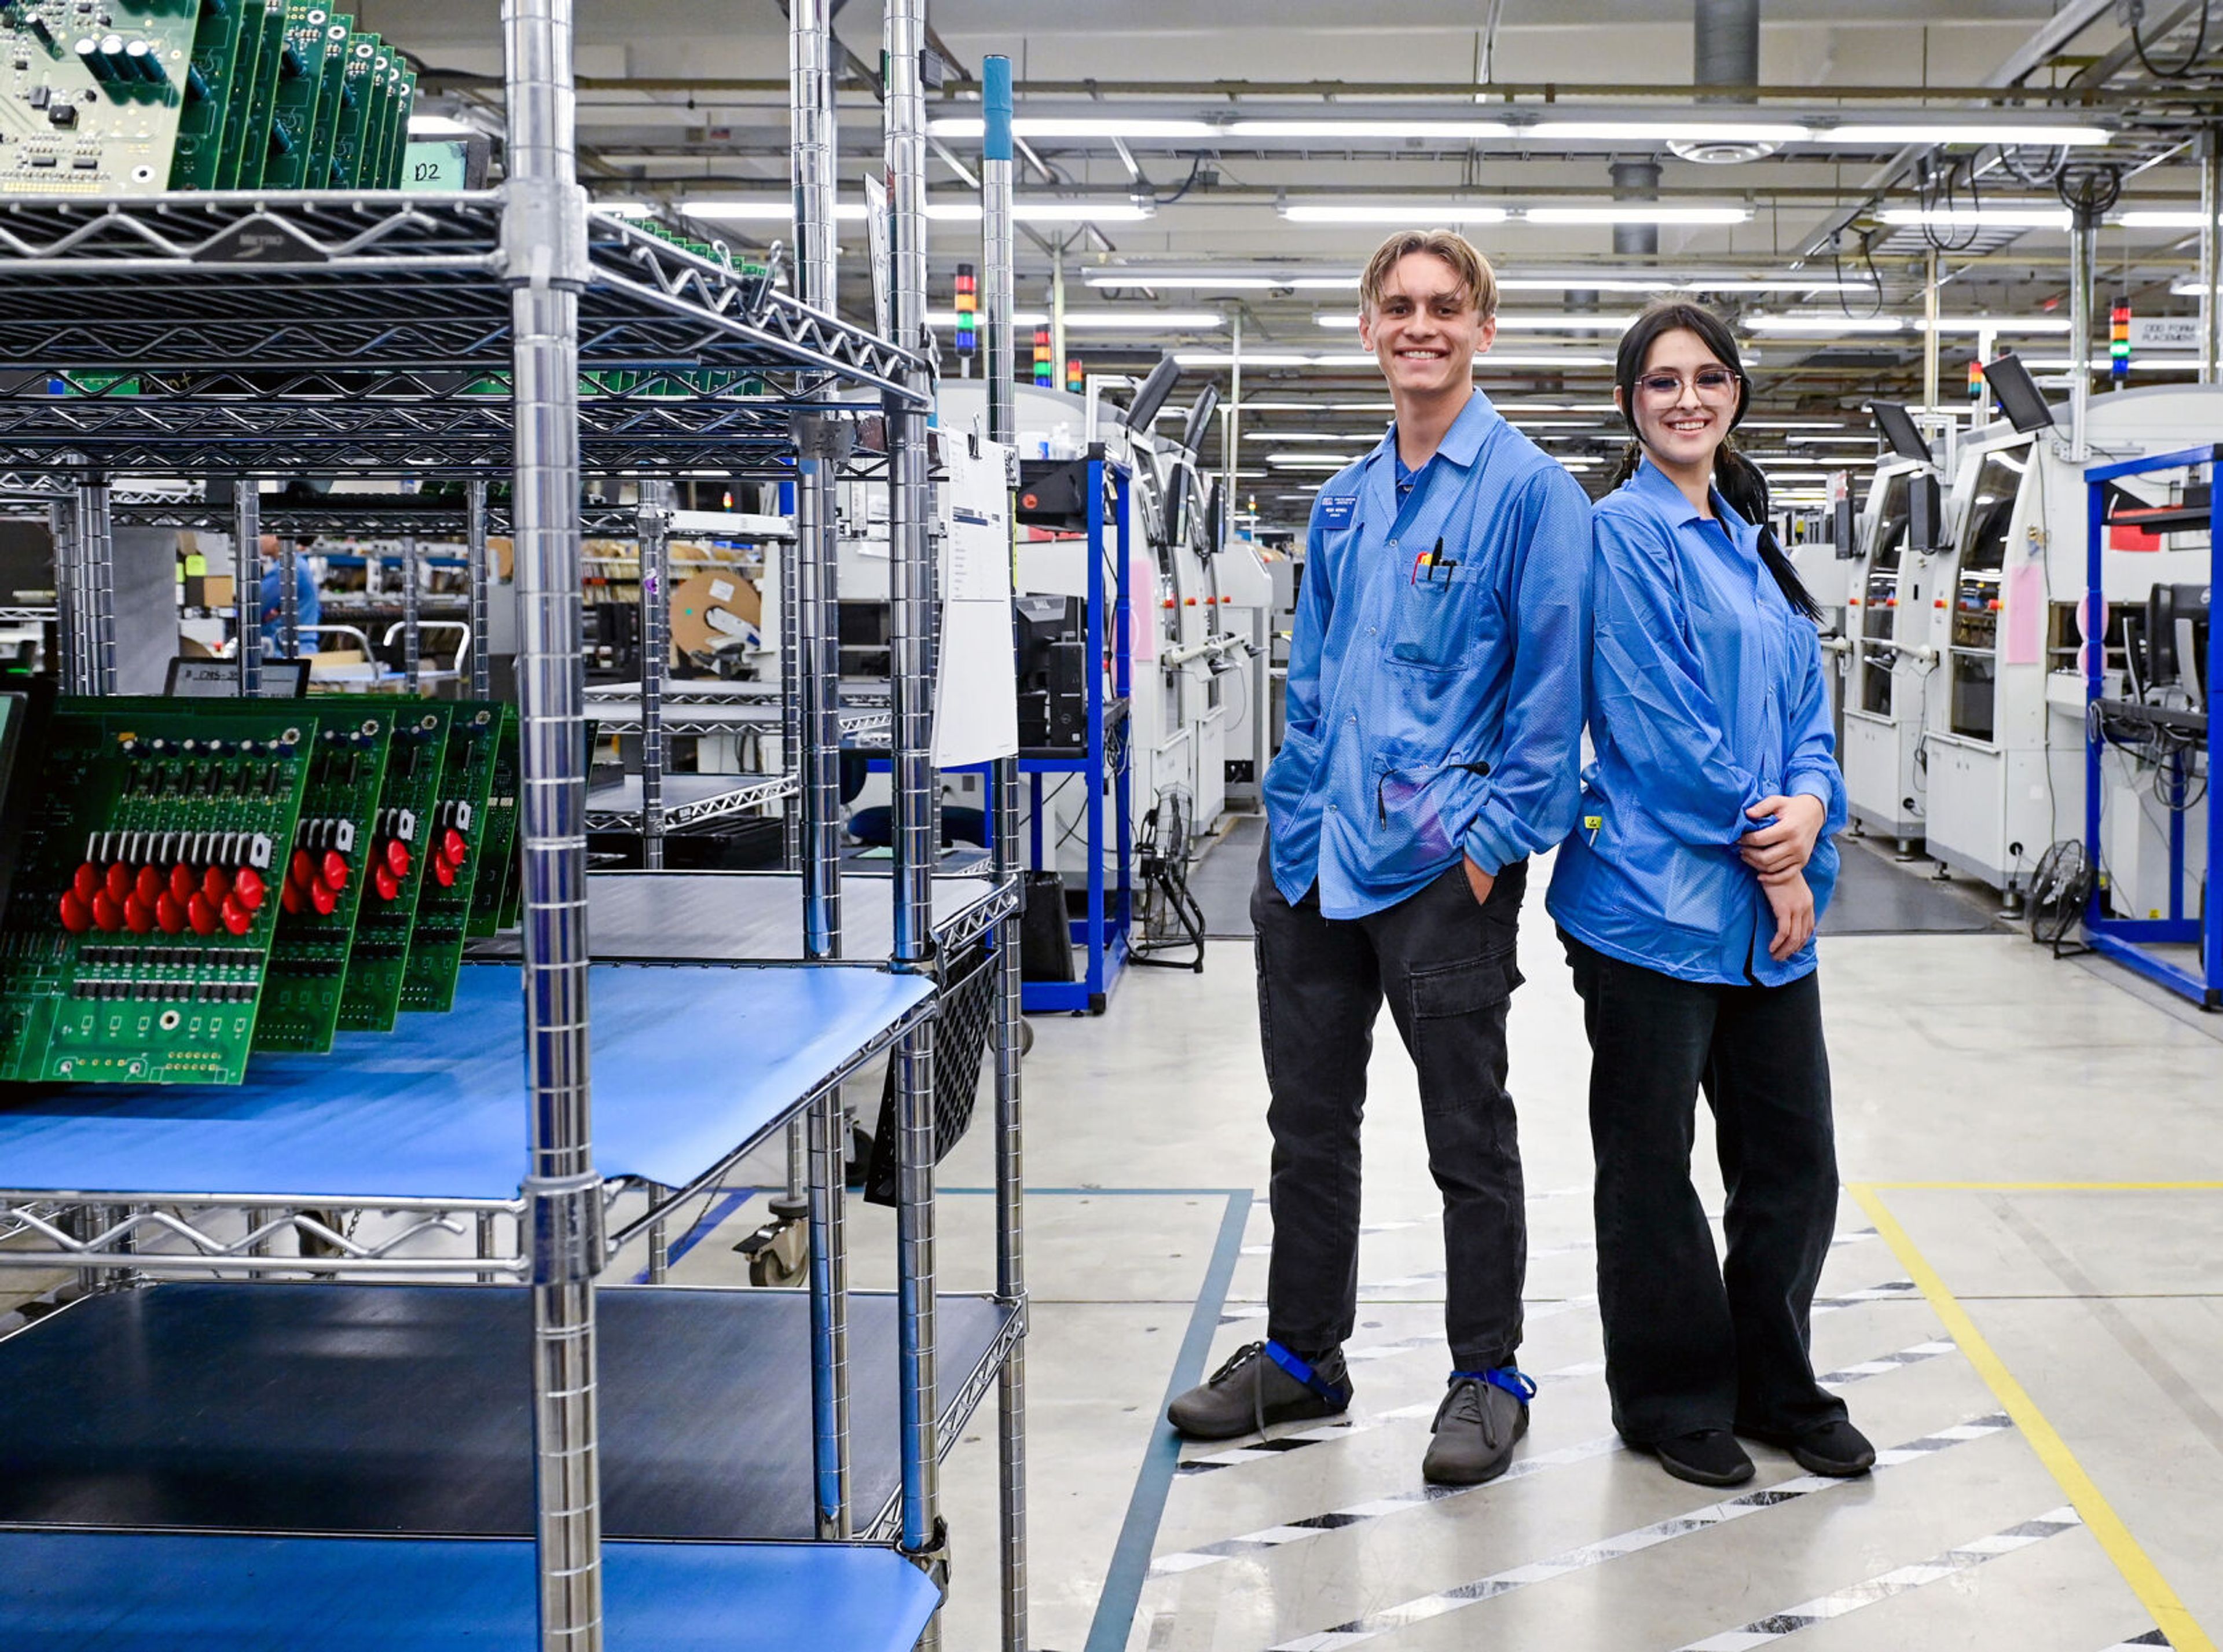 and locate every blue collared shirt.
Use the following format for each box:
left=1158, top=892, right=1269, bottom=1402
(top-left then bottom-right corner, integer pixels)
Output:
left=1546, top=457, right=1846, bottom=986
left=1263, top=390, right=1593, bottom=919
